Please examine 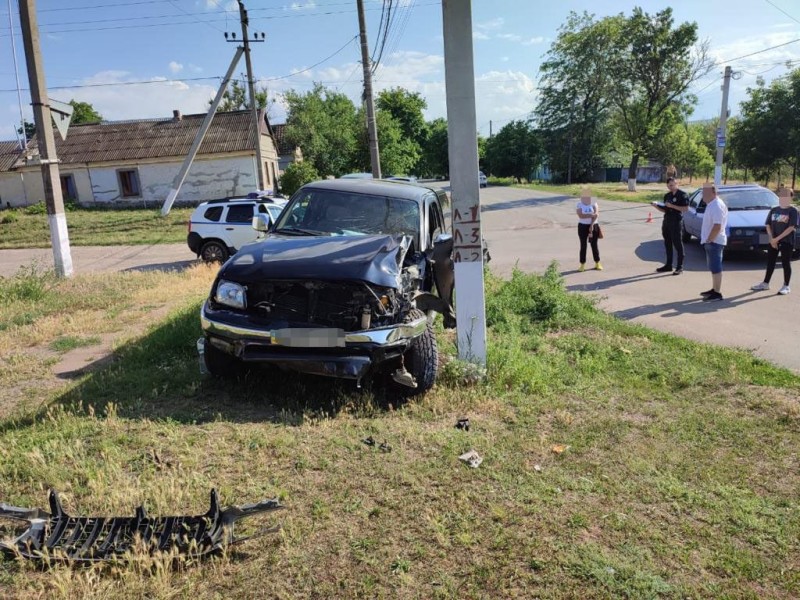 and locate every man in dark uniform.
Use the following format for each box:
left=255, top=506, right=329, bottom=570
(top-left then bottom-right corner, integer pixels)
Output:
left=652, top=177, right=690, bottom=274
